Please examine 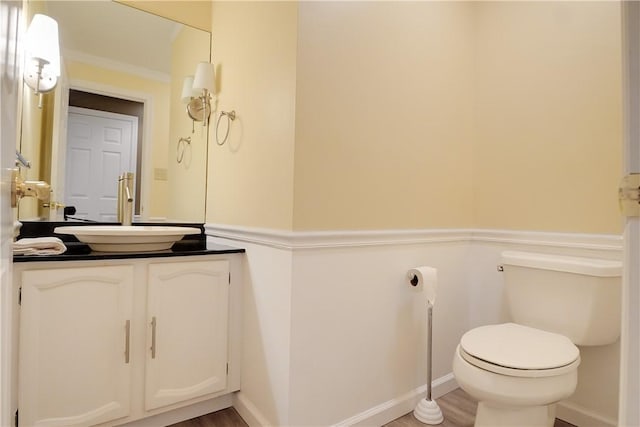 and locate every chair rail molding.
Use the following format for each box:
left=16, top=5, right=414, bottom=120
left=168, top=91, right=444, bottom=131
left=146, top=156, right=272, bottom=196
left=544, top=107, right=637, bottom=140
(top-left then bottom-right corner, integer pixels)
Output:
left=205, top=224, right=622, bottom=253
